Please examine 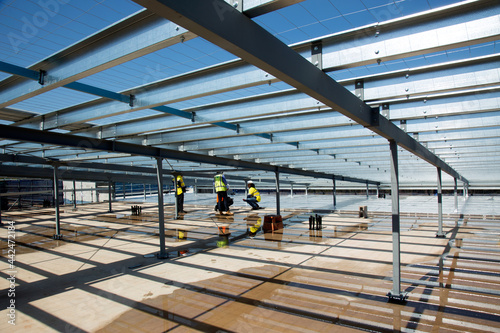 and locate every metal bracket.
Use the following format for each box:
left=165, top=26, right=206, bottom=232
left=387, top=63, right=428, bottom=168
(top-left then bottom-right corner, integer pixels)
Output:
left=129, top=94, right=135, bottom=107
left=191, top=111, right=196, bottom=123
left=400, top=119, right=407, bottom=132
left=38, top=69, right=46, bottom=85
left=355, top=79, right=364, bottom=100
left=230, top=0, right=242, bottom=12
left=387, top=291, right=409, bottom=303
left=381, top=103, right=390, bottom=119
left=311, top=41, right=323, bottom=70
left=236, top=123, right=240, bottom=134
